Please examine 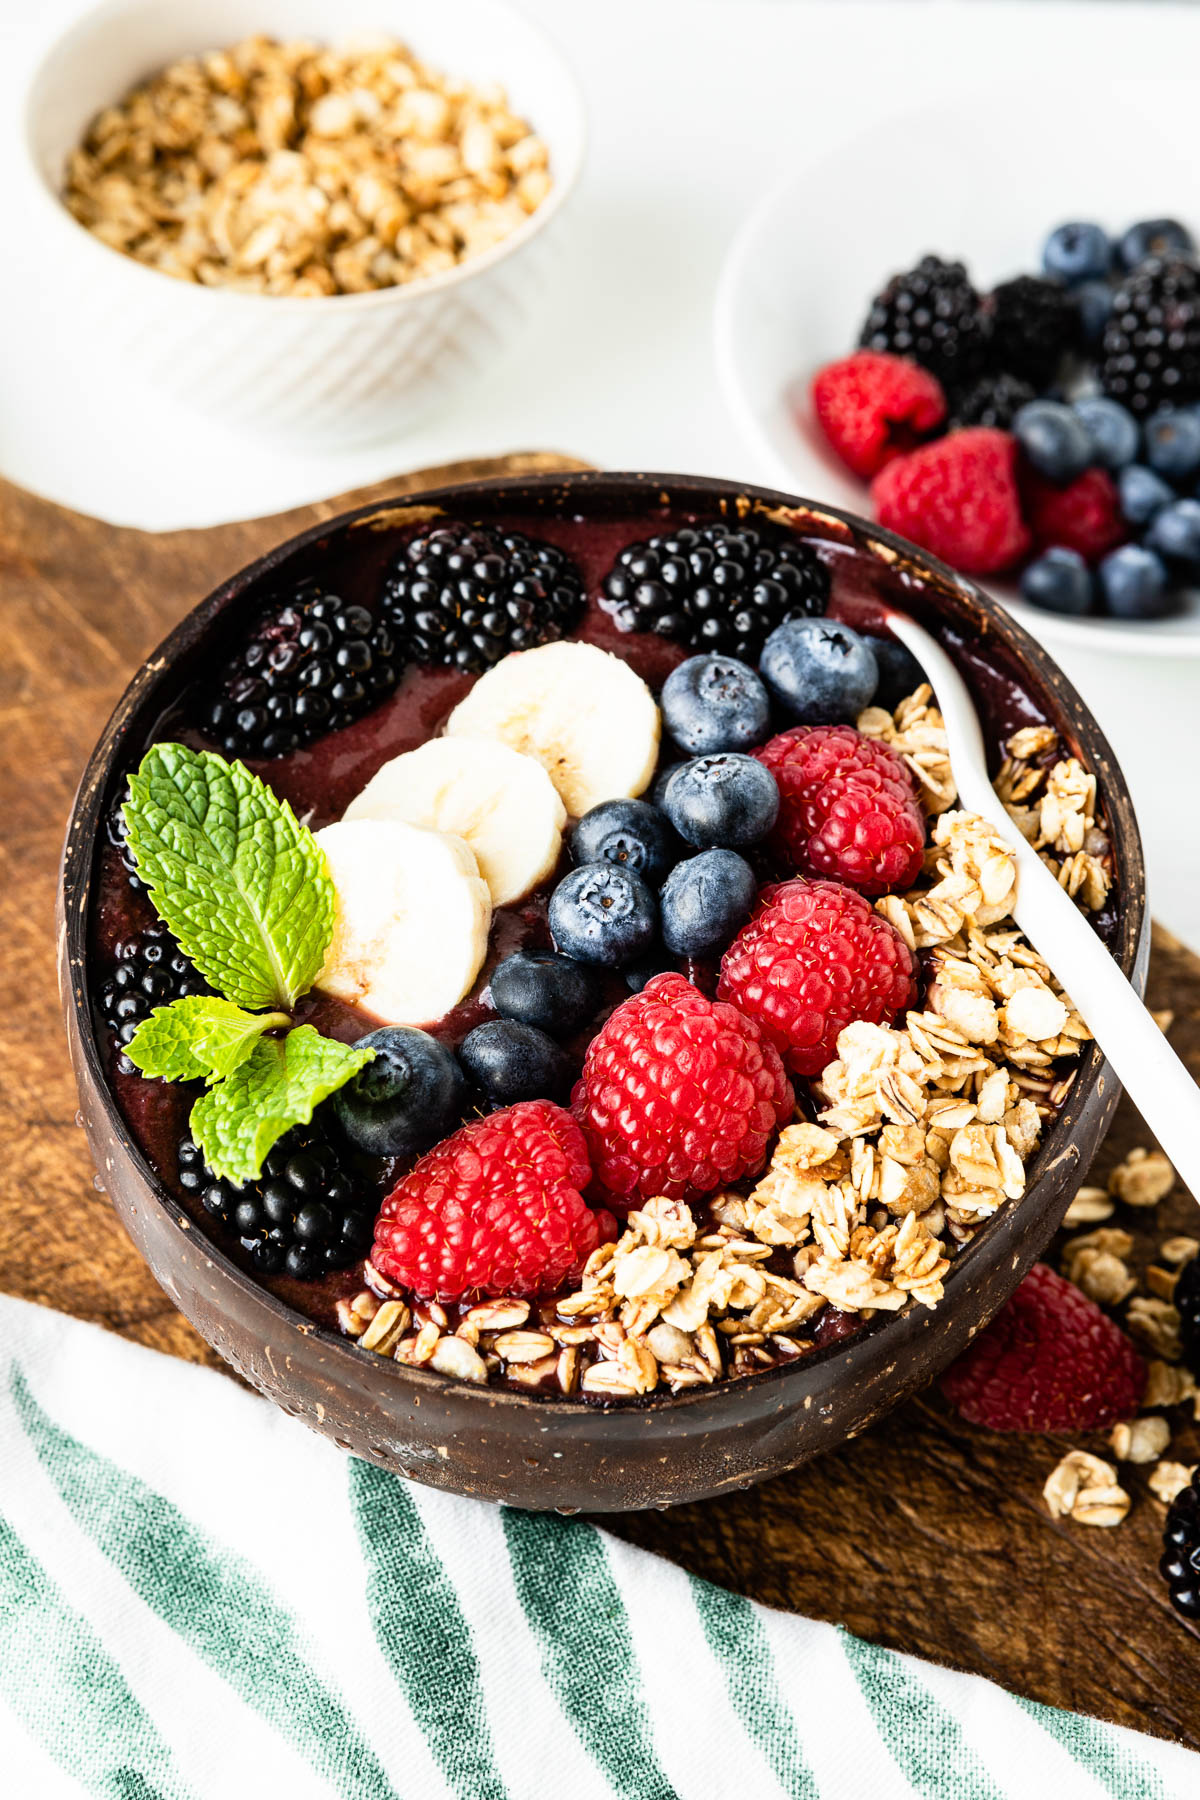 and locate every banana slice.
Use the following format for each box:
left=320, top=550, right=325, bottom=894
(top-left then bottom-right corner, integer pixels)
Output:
left=314, top=819, right=491, bottom=1027
left=343, top=737, right=566, bottom=908
left=444, top=641, right=661, bottom=819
